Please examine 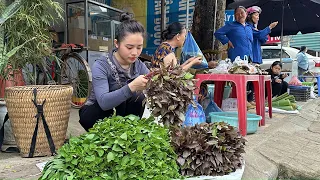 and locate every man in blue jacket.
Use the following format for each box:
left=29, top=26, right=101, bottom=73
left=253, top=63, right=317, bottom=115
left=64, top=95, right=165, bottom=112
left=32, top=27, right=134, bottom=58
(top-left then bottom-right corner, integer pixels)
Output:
left=214, top=6, right=253, bottom=62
